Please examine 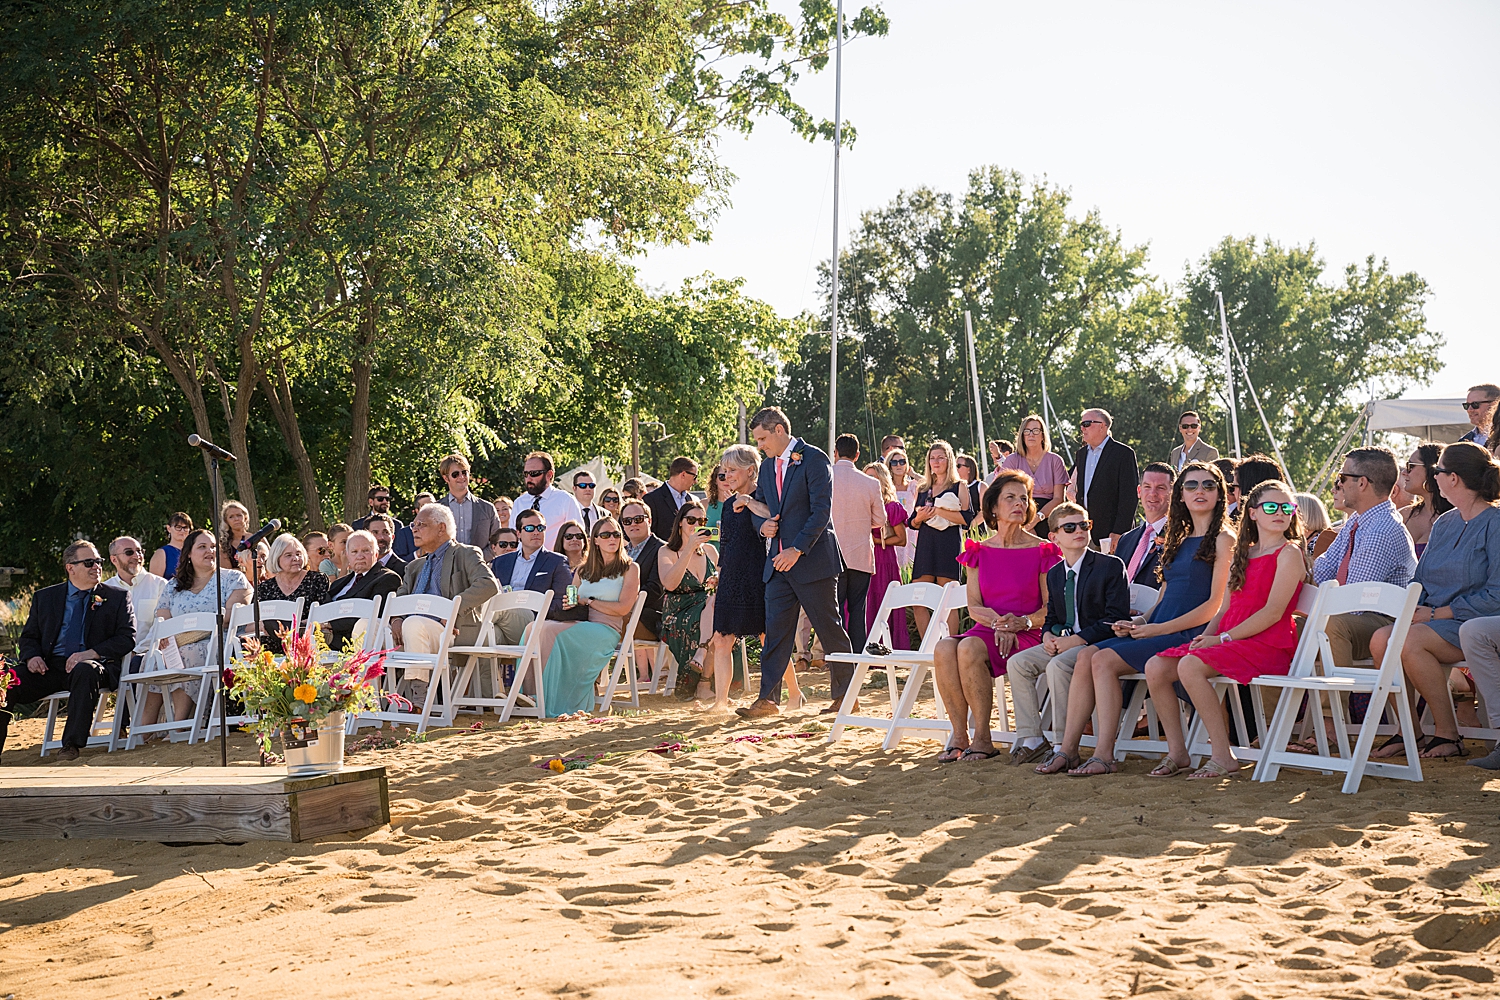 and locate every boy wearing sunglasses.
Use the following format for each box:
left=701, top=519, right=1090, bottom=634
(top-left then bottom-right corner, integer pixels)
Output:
left=1004, top=503, right=1132, bottom=767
